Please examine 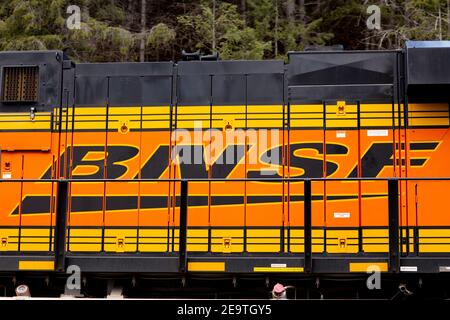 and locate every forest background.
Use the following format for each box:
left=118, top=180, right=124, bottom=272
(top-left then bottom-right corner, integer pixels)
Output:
left=0, top=0, right=449, bottom=62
